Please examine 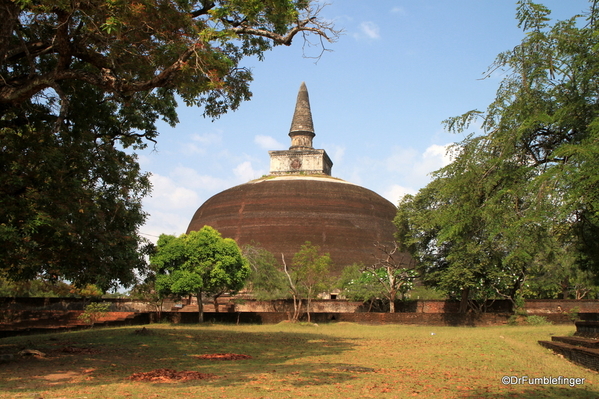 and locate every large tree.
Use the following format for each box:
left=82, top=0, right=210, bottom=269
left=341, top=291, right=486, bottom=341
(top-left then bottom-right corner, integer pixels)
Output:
left=0, top=0, right=338, bottom=289
left=0, top=0, right=338, bottom=111
left=151, top=226, right=250, bottom=322
left=396, top=0, right=599, bottom=309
